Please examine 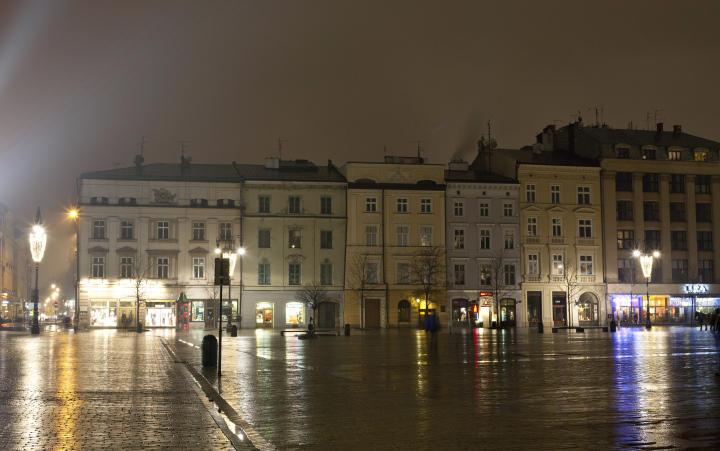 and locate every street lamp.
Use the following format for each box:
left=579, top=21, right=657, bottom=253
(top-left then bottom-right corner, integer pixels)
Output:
left=29, top=208, right=47, bottom=335
left=69, top=207, right=80, bottom=330
left=634, top=246, right=659, bottom=330
left=215, top=235, right=244, bottom=331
